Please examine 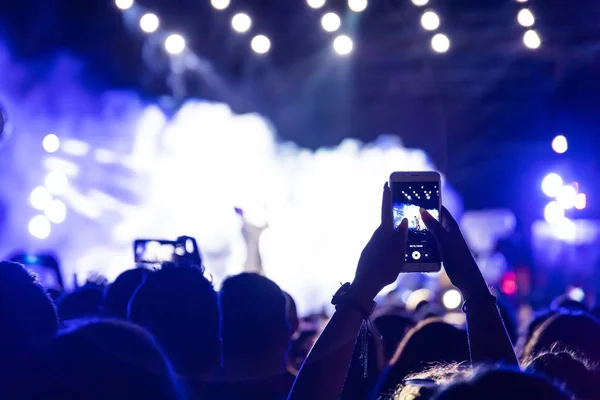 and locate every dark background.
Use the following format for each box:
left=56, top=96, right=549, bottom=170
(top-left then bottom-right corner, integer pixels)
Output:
left=0, top=0, right=599, bottom=218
